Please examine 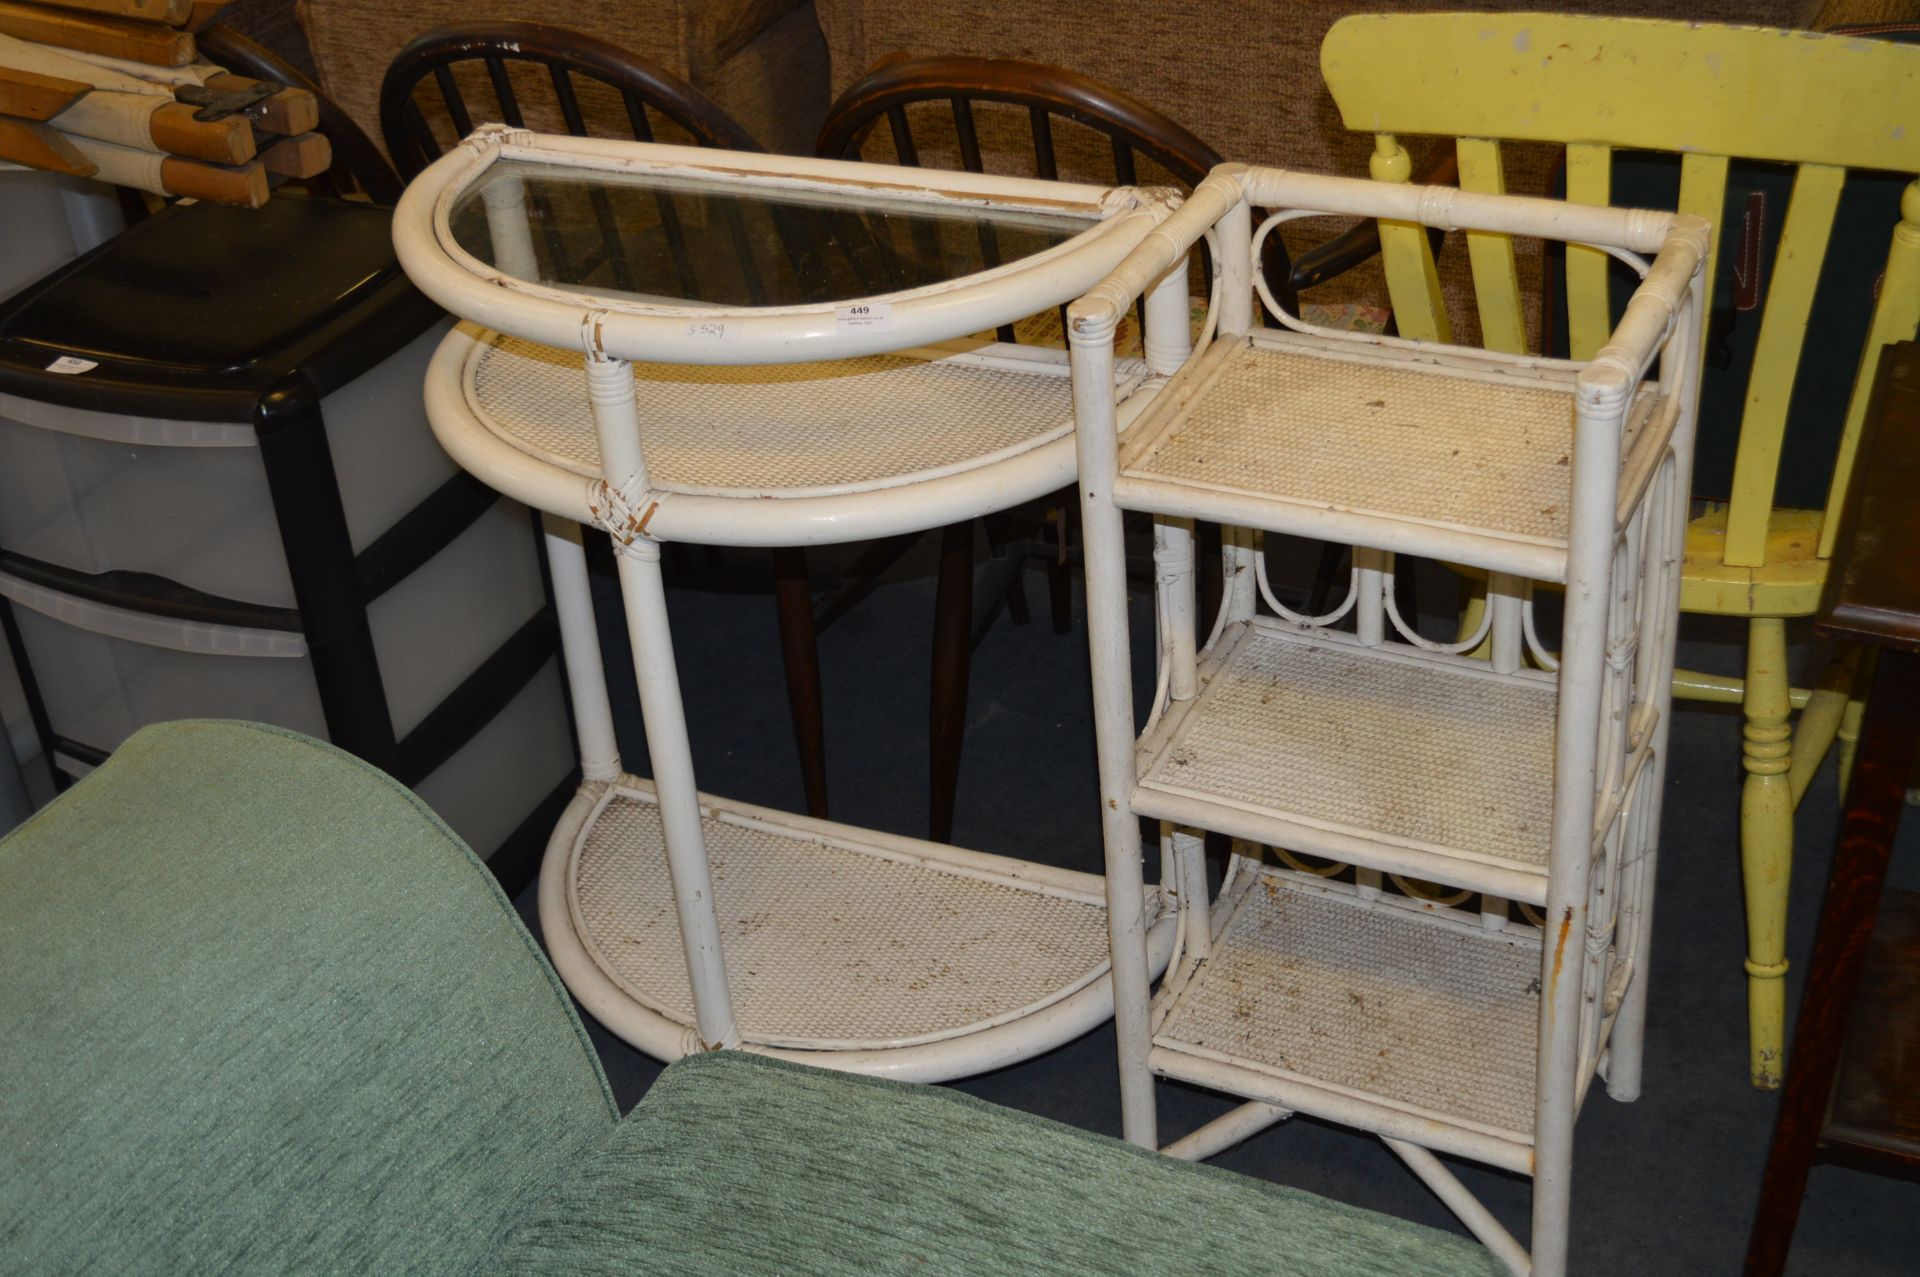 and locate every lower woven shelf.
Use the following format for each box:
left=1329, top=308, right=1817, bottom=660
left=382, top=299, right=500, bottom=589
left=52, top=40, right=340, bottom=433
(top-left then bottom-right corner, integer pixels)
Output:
left=1153, top=867, right=1542, bottom=1171
left=541, top=776, right=1172, bottom=1082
